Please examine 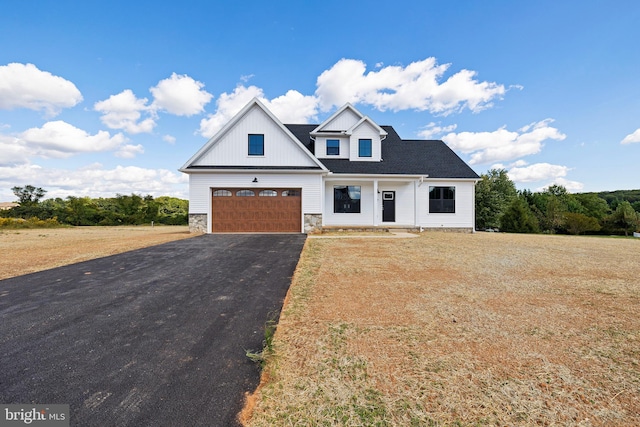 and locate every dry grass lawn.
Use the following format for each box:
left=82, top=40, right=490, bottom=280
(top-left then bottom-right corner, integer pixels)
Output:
left=243, top=232, right=640, bottom=426
left=0, top=226, right=193, bottom=280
